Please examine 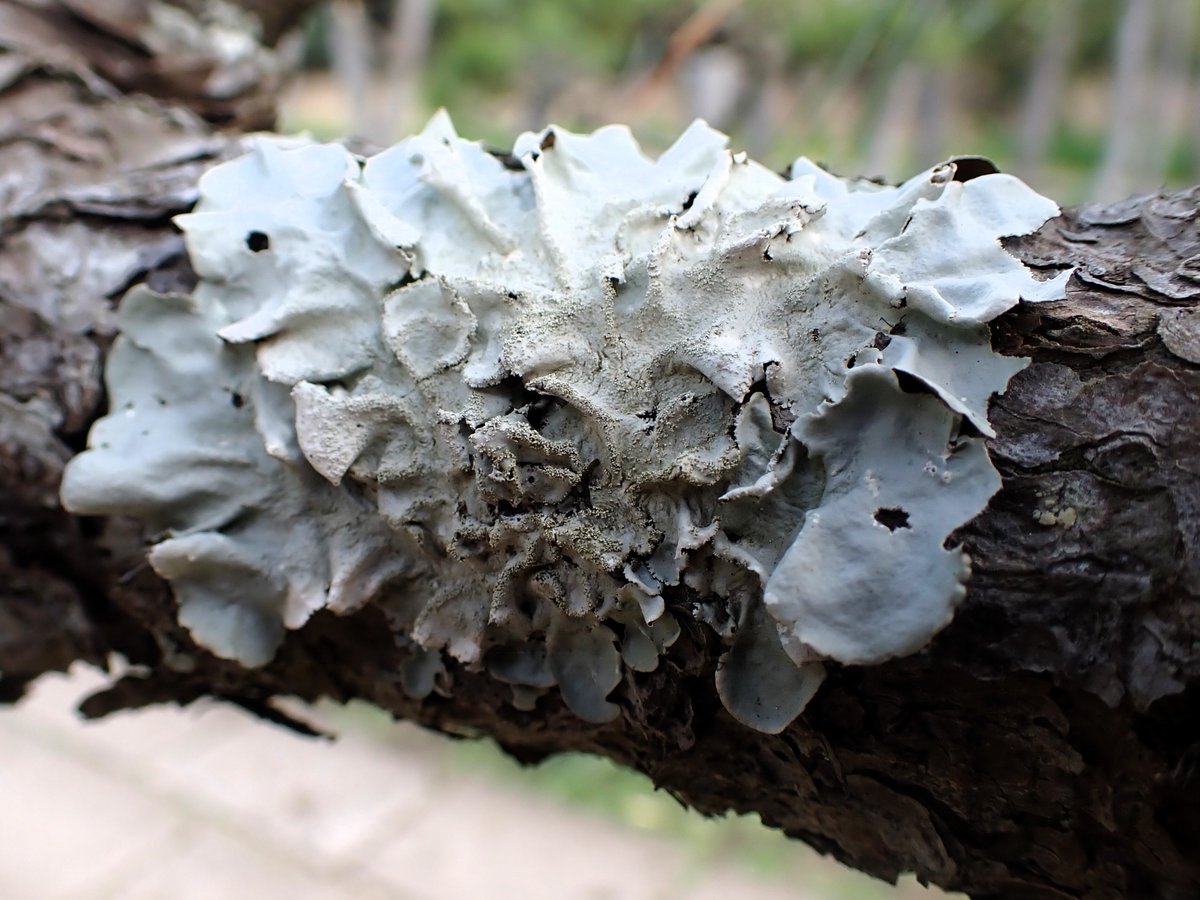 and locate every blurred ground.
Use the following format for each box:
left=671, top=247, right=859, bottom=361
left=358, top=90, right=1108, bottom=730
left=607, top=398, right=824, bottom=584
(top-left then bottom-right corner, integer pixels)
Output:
left=0, top=666, right=954, bottom=900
